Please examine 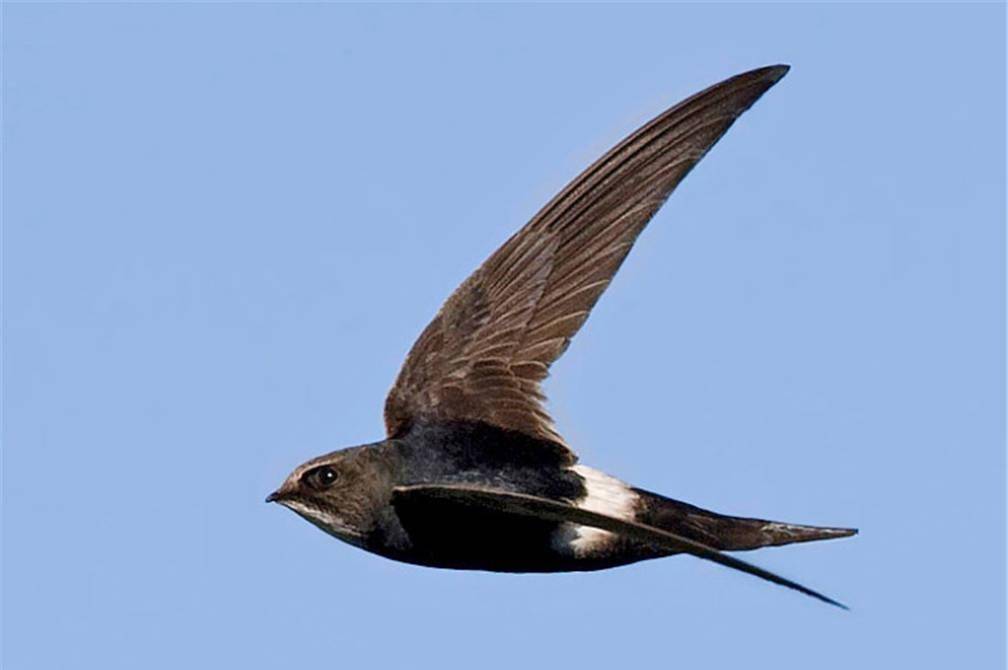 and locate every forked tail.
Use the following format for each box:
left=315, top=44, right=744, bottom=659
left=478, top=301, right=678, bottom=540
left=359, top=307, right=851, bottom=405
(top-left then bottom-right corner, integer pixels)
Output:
left=634, top=488, right=857, bottom=552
